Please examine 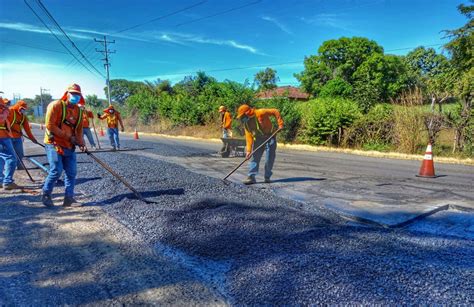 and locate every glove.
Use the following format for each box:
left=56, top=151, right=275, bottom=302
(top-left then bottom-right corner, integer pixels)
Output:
left=97, top=113, right=102, bottom=118
left=79, top=144, right=87, bottom=152
left=121, top=127, right=125, bottom=133
left=246, top=152, right=252, bottom=160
